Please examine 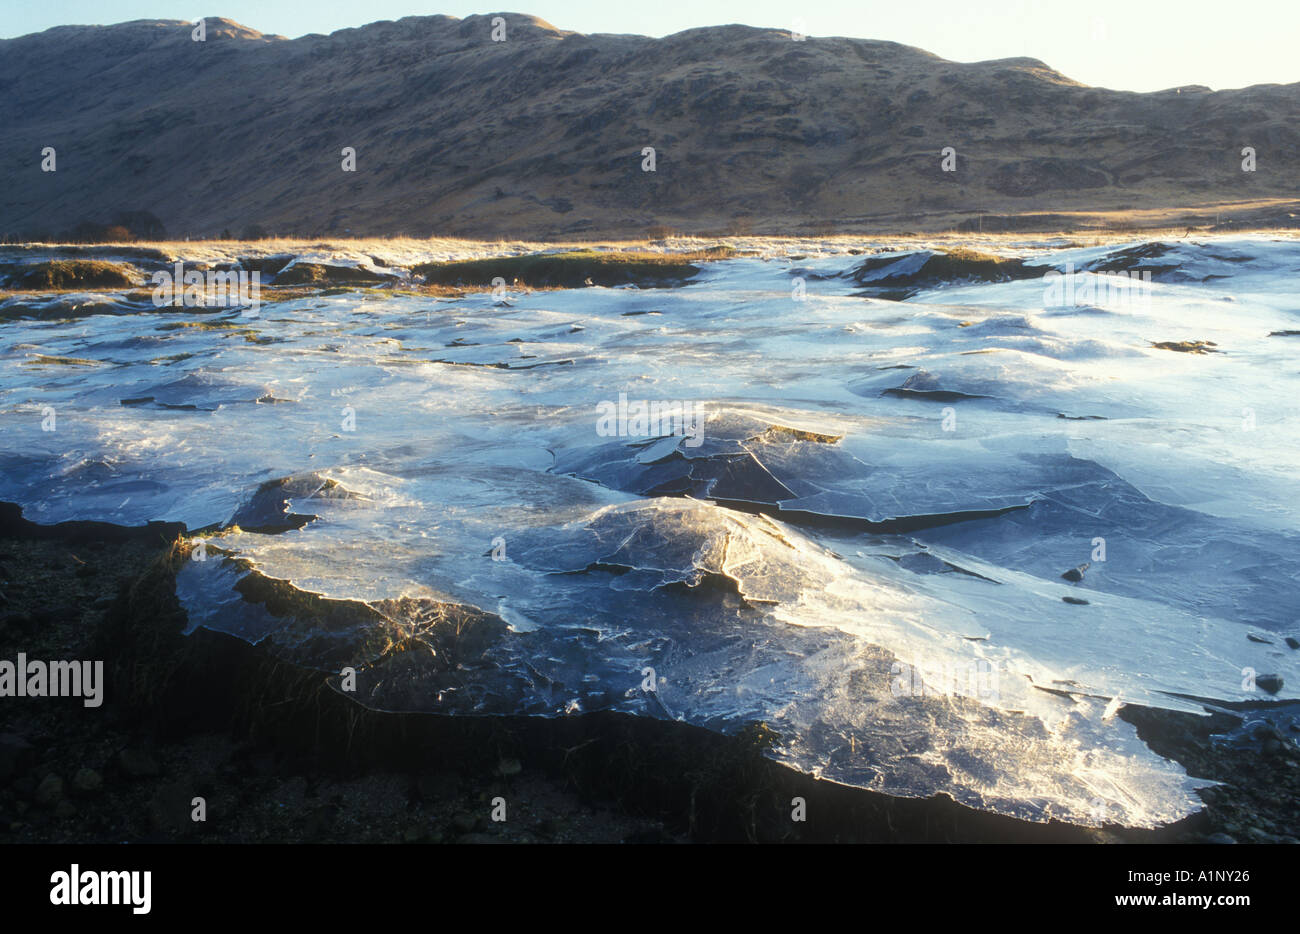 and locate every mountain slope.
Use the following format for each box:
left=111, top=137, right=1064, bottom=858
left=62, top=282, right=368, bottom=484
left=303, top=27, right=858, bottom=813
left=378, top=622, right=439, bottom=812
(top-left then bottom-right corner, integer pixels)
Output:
left=1, top=12, right=1296, bottom=238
